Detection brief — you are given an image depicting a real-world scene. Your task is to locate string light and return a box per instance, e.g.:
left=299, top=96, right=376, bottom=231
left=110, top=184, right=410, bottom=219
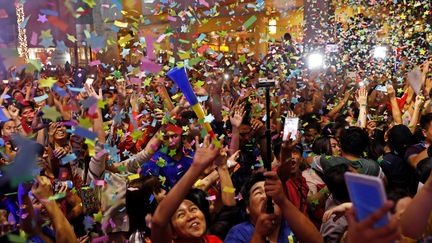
left=15, top=1, right=28, bottom=61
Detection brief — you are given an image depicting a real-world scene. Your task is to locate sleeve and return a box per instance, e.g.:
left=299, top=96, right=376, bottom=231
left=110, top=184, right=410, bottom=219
left=310, top=155, right=324, bottom=173
left=88, top=142, right=107, bottom=180
left=118, top=148, right=155, bottom=174
left=223, top=225, right=250, bottom=243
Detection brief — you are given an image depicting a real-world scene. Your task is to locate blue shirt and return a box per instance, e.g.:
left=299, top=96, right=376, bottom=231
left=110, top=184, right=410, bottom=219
left=140, top=149, right=194, bottom=188
left=224, top=220, right=296, bottom=243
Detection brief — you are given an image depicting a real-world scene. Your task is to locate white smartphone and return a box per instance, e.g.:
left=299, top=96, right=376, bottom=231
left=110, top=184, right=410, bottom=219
left=344, top=172, right=390, bottom=228
left=282, top=117, right=299, bottom=141
left=347, top=71, right=356, bottom=80
left=375, top=85, right=387, bottom=92
left=85, top=78, right=94, bottom=86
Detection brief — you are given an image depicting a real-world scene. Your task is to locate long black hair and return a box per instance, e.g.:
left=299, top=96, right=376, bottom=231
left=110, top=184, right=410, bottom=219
left=126, top=176, right=162, bottom=237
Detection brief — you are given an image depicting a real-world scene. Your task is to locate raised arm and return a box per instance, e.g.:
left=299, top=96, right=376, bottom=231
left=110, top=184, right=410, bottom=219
left=387, top=84, right=402, bottom=125
left=400, top=172, right=432, bottom=238
left=264, top=171, right=323, bottom=243
left=327, top=90, right=351, bottom=120
left=151, top=135, right=220, bottom=243
left=356, top=88, right=368, bottom=128
left=408, top=95, right=425, bottom=134
left=229, top=103, right=245, bottom=155
left=31, top=176, right=77, bottom=243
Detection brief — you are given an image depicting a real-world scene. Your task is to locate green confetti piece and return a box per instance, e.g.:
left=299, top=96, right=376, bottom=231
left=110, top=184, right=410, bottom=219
left=243, top=16, right=257, bottom=29
left=7, top=234, right=26, bottom=243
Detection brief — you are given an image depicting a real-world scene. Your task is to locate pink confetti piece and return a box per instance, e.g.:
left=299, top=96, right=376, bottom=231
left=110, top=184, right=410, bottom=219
left=145, top=36, right=155, bottom=60
left=89, top=60, right=101, bottom=66
left=30, top=32, right=38, bottom=46
left=167, top=15, right=177, bottom=22
left=206, top=195, right=216, bottom=201
left=94, top=180, right=106, bottom=186
left=199, top=0, right=209, bottom=8
left=92, top=235, right=108, bottom=243
left=109, top=218, right=116, bottom=228
left=140, top=57, right=162, bottom=73
left=156, top=34, right=166, bottom=43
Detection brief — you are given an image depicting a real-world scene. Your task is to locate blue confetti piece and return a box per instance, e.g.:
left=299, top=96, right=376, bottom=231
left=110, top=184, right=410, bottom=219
left=196, top=33, right=206, bottom=43
left=110, top=25, right=120, bottom=33
left=34, top=94, right=49, bottom=103
left=149, top=194, right=154, bottom=203
left=73, top=126, right=97, bottom=140
left=0, top=109, right=9, bottom=122
left=61, top=153, right=77, bottom=165
left=40, top=9, right=59, bottom=16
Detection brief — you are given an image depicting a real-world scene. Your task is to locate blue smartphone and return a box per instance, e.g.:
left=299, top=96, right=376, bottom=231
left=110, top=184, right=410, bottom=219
left=344, top=172, right=389, bottom=228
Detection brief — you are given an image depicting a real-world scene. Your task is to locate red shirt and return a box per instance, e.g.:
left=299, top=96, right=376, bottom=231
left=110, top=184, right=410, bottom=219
left=285, top=176, right=309, bottom=215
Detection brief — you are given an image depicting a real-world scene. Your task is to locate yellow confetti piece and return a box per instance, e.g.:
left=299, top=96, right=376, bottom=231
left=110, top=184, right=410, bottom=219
left=194, top=179, right=203, bottom=188
left=114, top=20, right=128, bottom=28
left=128, top=174, right=140, bottom=181
left=222, top=186, right=236, bottom=193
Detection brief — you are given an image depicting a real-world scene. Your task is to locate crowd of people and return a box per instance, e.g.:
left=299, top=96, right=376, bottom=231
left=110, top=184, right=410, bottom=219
left=0, top=29, right=431, bottom=243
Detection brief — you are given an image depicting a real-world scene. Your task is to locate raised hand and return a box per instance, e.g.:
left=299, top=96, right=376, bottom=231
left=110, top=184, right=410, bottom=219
left=192, top=135, right=221, bottom=171
left=264, top=171, right=286, bottom=206
left=386, top=84, right=396, bottom=98
left=356, top=87, right=368, bottom=106
left=31, top=176, right=54, bottom=201
left=346, top=201, right=401, bottom=243
left=84, top=83, right=102, bottom=100
left=230, top=103, right=246, bottom=129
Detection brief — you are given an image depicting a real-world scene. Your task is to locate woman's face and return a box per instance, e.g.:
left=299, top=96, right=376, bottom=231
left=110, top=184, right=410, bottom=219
left=53, top=125, right=67, bottom=141
left=330, top=138, right=341, bottom=156
left=163, top=131, right=182, bottom=151
left=171, top=200, right=206, bottom=239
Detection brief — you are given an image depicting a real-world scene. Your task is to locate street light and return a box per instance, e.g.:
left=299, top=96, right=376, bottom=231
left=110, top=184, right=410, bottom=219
left=307, top=53, right=324, bottom=69
left=373, top=46, right=387, bottom=59
left=269, top=19, right=277, bottom=35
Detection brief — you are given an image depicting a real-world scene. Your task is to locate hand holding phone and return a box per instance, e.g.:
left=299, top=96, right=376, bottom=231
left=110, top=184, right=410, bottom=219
left=344, top=172, right=389, bottom=228
left=283, top=117, right=299, bottom=141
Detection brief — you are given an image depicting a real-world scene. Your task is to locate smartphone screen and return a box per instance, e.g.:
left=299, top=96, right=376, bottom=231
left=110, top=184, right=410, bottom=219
left=375, top=85, right=387, bottom=92
left=283, top=117, right=299, bottom=141
left=345, top=172, right=389, bottom=228
left=85, top=78, right=94, bottom=86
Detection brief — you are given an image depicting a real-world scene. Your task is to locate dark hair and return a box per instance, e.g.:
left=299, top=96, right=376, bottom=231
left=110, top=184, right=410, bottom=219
left=283, top=33, right=292, bottom=42
left=366, top=129, right=386, bottom=160
left=126, top=176, right=162, bottom=236
left=17, top=101, right=35, bottom=116
left=184, top=189, right=211, bottom=226
left=387, top=125, right=414, bottom=156
left=340, top=126, right=369, bottom=157
left=239, top=173, right=266, bottom=211
left=312, top=136, right=333, bottom=156
left=420, top=113, right=432, bottom=130
left=322, top=164, right=350, bottom=203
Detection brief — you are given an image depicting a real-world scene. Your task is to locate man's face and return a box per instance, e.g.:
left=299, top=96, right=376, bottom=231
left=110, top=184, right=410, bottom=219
left=304, top=128, right=319, bottom=143
left=290, top=150, right=303, bottom=175
left=163, top=131, right=182, bottom=151
left=423, top=124, right=432, bottom=143
left=239, top=124, right=253, bottom=145
left=247, top=181, right=281, bottom=225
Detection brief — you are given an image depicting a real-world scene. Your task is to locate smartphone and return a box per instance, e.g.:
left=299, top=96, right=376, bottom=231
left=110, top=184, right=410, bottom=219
left=375, top=85, right=387, bottom=92
left=344, top=172, right=389, bottom=228
left=85, top=78, right=94, bottom=86
left=282, top=117, right=299, bottom=141
left=347, top=71, right=356, bottom=80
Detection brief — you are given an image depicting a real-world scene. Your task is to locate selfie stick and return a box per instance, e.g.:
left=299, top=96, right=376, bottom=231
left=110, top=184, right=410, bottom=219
left=256, top=80, right=275, bottom=214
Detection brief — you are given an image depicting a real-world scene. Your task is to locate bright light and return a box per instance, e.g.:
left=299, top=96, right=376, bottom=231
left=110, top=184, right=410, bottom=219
left=224, top=74, right=229, bottom=80
left=269, top=19, right=277, bottom=35
left=374, top=46, right=387, bottom=59
left=307, top=53, right=324, bottom=69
